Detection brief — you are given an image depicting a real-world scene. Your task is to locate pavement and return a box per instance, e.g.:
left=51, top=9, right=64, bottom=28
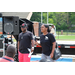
left=60, top=54, right=75, bottom=62
left=0, top=53, right=74, bottom=62
left=30, top=54, right=75, bottom=62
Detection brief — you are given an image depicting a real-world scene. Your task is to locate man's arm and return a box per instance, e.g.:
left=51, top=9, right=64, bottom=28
left=18, top=34, right=20, bottom=51
left=31, top=40, right=34, bottom=52
left=18, top=41, right=20, bottom=50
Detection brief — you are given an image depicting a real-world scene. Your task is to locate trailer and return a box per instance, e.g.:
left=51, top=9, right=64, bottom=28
left=57, top=41, right=75, bottom=55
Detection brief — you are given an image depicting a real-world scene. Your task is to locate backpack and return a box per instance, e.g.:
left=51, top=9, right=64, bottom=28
left=49, top=33, right=61, bottom=60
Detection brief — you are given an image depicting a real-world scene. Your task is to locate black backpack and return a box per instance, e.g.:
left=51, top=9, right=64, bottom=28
left=49, top=33, right=61, bottom=60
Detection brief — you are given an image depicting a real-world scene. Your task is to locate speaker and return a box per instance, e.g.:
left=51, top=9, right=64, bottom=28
left=0, top=13, right=2, bottom=17
left=2, top=16, right=19, bottom=35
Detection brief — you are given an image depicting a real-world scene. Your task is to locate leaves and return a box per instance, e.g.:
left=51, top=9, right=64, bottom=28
left=30, top=12, right=75, bottom=30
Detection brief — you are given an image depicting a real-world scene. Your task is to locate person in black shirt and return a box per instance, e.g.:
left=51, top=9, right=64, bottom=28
left=36, top=24, right=56, bottom=62
left=18, top=23, right=34, bottom=62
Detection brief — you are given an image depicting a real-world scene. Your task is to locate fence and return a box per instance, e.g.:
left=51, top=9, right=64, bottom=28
left=56, top=30, right=75, bottom=40
left=56, top=30, right=75, bottom=35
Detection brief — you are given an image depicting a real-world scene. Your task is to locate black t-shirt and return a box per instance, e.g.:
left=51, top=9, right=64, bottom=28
left=40, top=33, right=56, bottom=56
left=18, top=31, right=33, bottom=53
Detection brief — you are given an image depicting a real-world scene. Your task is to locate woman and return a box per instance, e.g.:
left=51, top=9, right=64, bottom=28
left=36, top=24, right=56, bottom=62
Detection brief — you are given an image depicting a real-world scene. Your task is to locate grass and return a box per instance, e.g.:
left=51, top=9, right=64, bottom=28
left=56, top=35, right=75, bottom=41
left=56, top=31, right=75, bottom=41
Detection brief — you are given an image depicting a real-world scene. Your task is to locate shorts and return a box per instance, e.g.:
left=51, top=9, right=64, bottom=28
left=18, top=51, right=31, bottom=62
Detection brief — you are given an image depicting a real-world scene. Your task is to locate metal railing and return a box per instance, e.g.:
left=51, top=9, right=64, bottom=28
left=56, top=30, right=75, bottom=35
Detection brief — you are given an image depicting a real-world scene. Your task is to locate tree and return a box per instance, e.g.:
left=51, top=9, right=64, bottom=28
left=30, top=12, right=41, bottom=22
left=30, top=12, right=75, bottom=30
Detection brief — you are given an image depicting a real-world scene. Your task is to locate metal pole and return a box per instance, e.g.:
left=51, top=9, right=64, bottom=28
left=47, top=12, right=48, bottom=24
left=3, top=38, right=5, bottom=56
left=41, top=12, right=43, bottom=23
left=11, top=34, right=12, bottom=44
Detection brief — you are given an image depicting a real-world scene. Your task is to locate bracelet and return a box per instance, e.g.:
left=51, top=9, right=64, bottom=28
left=32, top=47, right=34, bottom=50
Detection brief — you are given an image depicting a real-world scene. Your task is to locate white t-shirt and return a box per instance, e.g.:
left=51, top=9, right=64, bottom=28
left=50, top=28, right=56, bottom=37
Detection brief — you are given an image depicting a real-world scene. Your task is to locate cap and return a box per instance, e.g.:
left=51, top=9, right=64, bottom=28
left=21, top=23, right=27, bottom=28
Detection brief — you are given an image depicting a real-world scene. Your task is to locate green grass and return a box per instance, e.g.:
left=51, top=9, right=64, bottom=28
left=56, top=35, right=75, bottom=40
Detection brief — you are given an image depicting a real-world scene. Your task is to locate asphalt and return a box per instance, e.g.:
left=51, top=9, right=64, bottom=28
left=31, top=54, right=75, bottom=62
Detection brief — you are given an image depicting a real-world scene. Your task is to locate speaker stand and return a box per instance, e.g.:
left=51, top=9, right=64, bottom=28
left=11, top=34, right=12, bottom=44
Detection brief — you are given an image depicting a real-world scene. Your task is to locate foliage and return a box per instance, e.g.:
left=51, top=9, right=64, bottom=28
left=30, top=12, right=75, bottom=30
left=30, top=12, right=41, bottom=22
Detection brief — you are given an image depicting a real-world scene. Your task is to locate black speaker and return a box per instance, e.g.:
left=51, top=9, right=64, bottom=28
left=2, top=16, right=19, bottom=35
left=0, top=13, right=2, bottom=17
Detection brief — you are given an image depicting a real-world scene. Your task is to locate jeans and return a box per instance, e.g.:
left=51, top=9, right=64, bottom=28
left=39, top=53, right=54, bottom=62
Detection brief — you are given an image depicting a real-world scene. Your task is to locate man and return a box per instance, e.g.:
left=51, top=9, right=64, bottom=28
left=50, top=25, right=55, bottom=35
left=0, top=44, right=16, bottom=62
left=50, top=25, right=56, bottom=37
left=18, top=23, right=34, bottom=62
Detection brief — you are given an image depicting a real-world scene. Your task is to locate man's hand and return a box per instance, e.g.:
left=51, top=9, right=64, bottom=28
left=35, top=40, right=38, bottom=45
left=31, top=47, right=34, bottom=53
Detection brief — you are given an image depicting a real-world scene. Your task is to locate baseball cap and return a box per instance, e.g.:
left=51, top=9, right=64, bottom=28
left=21, top=23, right=27, bottom=28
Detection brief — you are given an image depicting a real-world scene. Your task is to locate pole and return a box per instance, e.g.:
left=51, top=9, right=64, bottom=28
left=47, top=12, right=48, bottom=24
left=41, top=12, right=43, bottom=23
left=11, top=34, right=12, bottom=44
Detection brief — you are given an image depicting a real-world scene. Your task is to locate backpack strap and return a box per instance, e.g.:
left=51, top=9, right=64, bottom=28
left=48, top=33, right=57, bottom=48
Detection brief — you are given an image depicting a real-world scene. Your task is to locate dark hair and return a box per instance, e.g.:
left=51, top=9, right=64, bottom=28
left=6, top=44, right=16, bottom=58
left=43, top=24, right=50, bottom=32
